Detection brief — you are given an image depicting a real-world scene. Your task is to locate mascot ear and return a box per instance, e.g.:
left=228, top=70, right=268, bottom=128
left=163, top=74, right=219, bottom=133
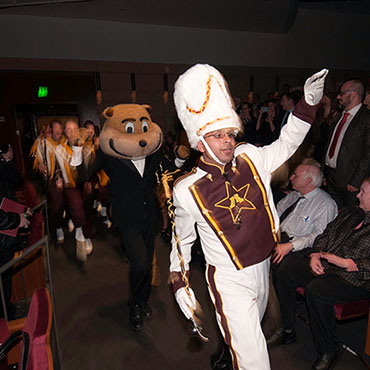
left=102, top=107, right=114, bottom=119
left=142, top=105, right=152, bottom=115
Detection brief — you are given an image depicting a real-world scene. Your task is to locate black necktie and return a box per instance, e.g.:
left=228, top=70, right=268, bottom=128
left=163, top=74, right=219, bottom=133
left=280, top=196, right=304, bottom=223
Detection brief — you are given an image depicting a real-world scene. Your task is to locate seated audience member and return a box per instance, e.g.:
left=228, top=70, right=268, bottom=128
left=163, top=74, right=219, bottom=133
left=268, top=176, right=370, bottom=370
left=256, top=99, right=280, bottom=146
left=272, top=159, right=338, bottom=272
left=0, top=145, right=24, bottom=201
left=0, top=203, right=30, bottom=319
left=364, top=84, right=370, bottom=110
left=239, top=102, right=257, bottom=144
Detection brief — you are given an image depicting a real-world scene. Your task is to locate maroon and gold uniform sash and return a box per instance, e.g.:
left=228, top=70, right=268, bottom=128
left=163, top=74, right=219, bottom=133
left=190, top=154, right=278, bottom=270
left=30, top=136, right=66, bottom=181
left=55, top=142, right=78, bottom=188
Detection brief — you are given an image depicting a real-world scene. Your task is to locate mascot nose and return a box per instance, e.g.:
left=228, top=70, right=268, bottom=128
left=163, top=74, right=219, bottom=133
left=139, top=140, right=147, bottom=148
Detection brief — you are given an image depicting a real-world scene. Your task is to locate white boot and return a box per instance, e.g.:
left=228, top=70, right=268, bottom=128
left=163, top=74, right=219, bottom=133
left=103, top=218, right=112, bottom=228
left=100, top=206, right=107, bottom=217
left=76, top=240, right=87, bottom=262
left=75, top=227, right=87, bottom=262
left=86, top=238, right=93, bottom=255
left=56, top=228, right=64, bottom=244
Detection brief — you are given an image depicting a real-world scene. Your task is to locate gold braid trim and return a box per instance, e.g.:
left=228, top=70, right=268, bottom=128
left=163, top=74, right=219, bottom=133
left=196, top=116, right=231, bottom=136
left=186, top=75, right=224, bottom=114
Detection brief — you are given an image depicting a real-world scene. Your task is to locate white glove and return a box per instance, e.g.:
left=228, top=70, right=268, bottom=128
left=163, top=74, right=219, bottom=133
left=70, top=145, right=83, bottom=166
left=175, top=287, right=197, bottom=320
left=304, top=68, right=329, bottom=106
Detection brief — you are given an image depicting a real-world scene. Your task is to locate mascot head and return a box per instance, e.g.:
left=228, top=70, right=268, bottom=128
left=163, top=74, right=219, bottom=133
left=99, top=104, right=163, bottom=160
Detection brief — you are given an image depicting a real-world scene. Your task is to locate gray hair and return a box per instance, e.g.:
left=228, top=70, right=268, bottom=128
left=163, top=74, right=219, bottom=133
left=302, top=159, right=324, bottom=188
left=347, top=79, right=365, bottom=101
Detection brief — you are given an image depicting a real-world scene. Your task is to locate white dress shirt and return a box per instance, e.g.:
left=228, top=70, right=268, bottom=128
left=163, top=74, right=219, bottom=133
left=325, top=103, right=362, bottom=168
left=277, top=188, right=338, bottom=251
left=131, top=157, right=185, bottom=177
left=131, top=158, right=145, bottom=177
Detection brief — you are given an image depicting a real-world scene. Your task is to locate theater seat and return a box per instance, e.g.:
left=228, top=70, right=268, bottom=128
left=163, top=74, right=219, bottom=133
left=0, top=288, right=53, bottom=369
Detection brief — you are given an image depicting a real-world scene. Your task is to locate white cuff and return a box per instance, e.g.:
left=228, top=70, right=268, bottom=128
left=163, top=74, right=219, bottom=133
left=175, top=158, right=185, bottom=168
left=70, top=145, right=83, bottom=166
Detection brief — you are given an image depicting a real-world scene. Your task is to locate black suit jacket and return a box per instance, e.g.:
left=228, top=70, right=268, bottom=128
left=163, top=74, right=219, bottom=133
left=82, top=149, right=176, bottom=229
left=324, top=105, right=370, bottom=188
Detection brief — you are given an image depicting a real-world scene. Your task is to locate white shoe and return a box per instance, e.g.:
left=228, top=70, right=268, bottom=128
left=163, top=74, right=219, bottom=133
left=103, top=218, right=112, bottom=229
left=86, top=239, right=93, bottom=255
left=56, top=228, right=64, bottom=244
left=76, top=240, right=87, bottom=262
left=68, top=219, right=75, bottom=233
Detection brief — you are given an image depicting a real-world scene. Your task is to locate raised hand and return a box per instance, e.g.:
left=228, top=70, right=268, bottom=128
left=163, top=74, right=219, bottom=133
left=304, top=69, right=329, bottom=106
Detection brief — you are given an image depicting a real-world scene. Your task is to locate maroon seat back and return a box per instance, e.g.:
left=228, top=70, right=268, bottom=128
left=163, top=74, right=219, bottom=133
left=21, top=288, right=53, bottom=370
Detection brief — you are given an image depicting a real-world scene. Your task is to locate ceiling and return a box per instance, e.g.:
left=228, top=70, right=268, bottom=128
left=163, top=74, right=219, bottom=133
left=0, top=0, right=369, bottom=34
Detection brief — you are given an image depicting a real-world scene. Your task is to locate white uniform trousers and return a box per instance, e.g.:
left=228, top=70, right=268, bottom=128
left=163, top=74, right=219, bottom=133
left=206, top=259, right=270, bottom=370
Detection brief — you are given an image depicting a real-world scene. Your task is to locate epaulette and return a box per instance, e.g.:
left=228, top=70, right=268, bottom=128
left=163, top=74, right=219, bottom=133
left=173, top=167, right=197, bottom=188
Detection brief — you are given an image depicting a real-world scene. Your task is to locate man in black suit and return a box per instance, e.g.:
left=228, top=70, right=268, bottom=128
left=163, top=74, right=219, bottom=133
left=72, top=103, right=187, bottom=332
left=324, top=79, right=370, bottom=208
left=85, top=148, right=177, bottom=329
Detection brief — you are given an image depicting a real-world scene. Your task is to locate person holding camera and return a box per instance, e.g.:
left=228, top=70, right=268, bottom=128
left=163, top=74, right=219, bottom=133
left=256, top=100, right=281, bottom=146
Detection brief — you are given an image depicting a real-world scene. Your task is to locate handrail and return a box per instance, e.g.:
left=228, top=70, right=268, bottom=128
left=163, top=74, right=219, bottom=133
left=0, top=199, right=62, bottom=368
left=0, top=235, right=47, bottom=276
left=29, top=199, right=47, bottom=214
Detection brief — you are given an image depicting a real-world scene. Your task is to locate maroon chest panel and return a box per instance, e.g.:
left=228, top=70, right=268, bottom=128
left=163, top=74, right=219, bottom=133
left=190, top=155, right=276, bottom=269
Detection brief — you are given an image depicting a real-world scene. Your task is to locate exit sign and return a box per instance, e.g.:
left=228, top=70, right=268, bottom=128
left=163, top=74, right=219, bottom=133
left=38, top=86, right=48, bottom=98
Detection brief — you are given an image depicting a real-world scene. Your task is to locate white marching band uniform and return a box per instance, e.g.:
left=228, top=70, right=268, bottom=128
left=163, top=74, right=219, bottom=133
left=169, top=64, right=328, bottom=370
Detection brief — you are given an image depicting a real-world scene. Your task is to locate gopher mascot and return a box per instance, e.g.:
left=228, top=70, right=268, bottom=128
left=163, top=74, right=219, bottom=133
left=72, top=104, right=188, bottom=331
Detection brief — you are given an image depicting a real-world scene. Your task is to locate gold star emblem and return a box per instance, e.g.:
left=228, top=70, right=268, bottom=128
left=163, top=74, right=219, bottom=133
left=214, top=183, right=256, bottom=223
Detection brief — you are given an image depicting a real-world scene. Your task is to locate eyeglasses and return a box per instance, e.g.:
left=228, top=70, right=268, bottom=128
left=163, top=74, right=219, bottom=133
left=338, top=89, right=356, bottom=96
left=204, top=131, right=237, bottom=140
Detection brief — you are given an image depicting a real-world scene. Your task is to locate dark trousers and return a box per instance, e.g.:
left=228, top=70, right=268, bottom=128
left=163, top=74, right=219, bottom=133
left=119, top=221, right=155, bottom=307
left=271, top=249, right=308, bottom=286
left=64, top=187, right=93, bottom=239
left=48, top=179, right=65, bottom=229
left=98, top=186, right=109, bottom=207
left=275, top=255, right=370, bottom=354
left=325, top=166, right=358, bottom=209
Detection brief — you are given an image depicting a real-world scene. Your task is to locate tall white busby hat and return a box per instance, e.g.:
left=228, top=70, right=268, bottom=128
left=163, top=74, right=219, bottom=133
left=174, top=64, right=242, bottom=150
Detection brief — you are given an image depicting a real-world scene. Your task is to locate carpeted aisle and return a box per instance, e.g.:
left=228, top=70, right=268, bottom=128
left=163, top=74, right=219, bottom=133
left=50, top=220, right=370, bottom=370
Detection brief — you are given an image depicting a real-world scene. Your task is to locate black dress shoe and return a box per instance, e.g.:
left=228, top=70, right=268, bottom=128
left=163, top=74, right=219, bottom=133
left=266, top=328, right=296, bottom=347
left=129, top=305, right=143, bottom=331
left=139, top=303, right=152, bottom=318
left=312, top=349, right=342, bottom=370
left=210, top=344, right=232, bottom=369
